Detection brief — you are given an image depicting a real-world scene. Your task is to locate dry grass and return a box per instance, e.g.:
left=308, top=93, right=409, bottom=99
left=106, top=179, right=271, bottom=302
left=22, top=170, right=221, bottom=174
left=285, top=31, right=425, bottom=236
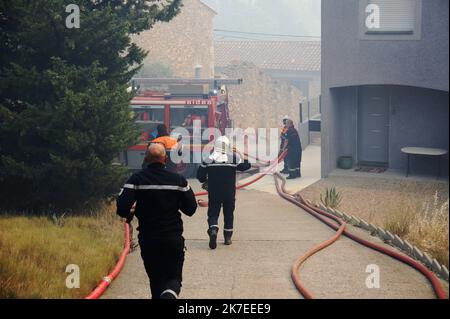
left=383, top=193, right=449, bottom=268
left=0, top=202, right=123, bottom=299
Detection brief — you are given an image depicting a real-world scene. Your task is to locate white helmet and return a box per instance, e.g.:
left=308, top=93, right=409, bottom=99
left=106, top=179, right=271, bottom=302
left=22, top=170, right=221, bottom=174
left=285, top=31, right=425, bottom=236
left=214, top=136, right=230, bottom=154
left=210, top=136, right=230, bottom=163
left=283, top=115, right=290, bottom=121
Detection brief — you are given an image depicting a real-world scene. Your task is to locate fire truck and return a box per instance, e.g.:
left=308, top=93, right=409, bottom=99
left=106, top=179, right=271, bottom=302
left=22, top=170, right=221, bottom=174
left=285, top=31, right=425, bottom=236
left=121, top=78, right=242, bottom=177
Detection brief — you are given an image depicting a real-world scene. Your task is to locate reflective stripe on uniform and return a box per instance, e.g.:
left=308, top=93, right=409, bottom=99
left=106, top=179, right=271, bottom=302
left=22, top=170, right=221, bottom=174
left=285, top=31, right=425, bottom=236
left=201, top=163, right=238, bottom=168
left=123, top=184, right=191, bottom=192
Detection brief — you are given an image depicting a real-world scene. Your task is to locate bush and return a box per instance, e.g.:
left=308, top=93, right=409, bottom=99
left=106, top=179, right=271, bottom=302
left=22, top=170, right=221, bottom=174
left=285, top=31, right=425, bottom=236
left=384, top=192, right=449, bottom=268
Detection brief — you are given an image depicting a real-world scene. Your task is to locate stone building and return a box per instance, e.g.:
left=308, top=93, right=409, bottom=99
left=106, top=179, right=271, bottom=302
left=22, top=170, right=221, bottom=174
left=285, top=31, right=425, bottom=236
left=131, top=0, right=310, bottom=147
left=221, top=62, right=305, bottom=132
left=215, top=40, right=320, bottom=146
left=215, top=40, right=321, bottom=100
left=131, top=0, right=216, bottom=78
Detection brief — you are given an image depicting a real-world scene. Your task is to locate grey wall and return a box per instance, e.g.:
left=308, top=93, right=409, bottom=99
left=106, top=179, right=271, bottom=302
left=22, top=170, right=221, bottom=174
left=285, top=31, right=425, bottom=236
left=389, top=86, right=449, bottom=176
left=334, top=87, right=358, bottom=161
left=321, top=0, right=449, bottom=176
left=298, top=122, right=310, bottom=150
left=328, top=85, right=449, bottom=176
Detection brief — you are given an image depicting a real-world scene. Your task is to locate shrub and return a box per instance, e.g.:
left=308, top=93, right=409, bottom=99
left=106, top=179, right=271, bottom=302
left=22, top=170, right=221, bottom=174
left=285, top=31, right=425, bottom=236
left=320, top=187, right=343, bottom=209
left=384, top=192, right=449, bottom=268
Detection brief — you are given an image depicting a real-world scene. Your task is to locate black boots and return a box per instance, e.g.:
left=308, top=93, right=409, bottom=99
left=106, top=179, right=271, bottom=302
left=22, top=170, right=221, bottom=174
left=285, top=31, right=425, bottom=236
left=208, top=227, right=234, bottom=248
left=224, top=230, right=233, bottom=245
left=207, top=227, right=218, bottom=249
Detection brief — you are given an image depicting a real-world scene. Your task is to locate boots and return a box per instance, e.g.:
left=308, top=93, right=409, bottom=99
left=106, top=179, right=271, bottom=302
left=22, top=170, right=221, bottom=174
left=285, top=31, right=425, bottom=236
left=207, top=226, right=218, bottom=250
left=287, top=169, right=301, bottom=179
left=224, top=230, right=233, bottom=245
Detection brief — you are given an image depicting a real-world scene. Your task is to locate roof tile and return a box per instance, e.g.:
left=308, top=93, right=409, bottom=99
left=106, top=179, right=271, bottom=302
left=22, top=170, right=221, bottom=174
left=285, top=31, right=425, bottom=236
left=215, top=40, right=321, bottom=72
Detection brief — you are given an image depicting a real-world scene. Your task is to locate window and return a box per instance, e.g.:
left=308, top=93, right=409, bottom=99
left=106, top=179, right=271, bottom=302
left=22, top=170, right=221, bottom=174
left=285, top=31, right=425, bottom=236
left=133, top=106, right=165, bottom=142
left=361, top=0, right=421, bottom=40
left=169, top=106, right=208, bottom=131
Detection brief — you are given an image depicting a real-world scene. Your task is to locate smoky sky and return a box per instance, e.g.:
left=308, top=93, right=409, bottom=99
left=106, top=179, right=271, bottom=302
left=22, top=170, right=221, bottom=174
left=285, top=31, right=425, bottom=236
left=203, top=0, right=321, bottom=40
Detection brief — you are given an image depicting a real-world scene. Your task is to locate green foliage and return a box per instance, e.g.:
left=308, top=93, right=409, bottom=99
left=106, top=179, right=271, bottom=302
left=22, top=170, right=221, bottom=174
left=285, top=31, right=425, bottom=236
left=0, top=0, right=182, bottom=212
left=320, top=187, right=343, bottom=209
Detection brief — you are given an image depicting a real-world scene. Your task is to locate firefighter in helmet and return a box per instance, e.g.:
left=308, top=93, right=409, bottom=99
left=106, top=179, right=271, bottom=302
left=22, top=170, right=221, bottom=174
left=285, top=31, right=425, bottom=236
left=197, top=136, right=251, bottom=249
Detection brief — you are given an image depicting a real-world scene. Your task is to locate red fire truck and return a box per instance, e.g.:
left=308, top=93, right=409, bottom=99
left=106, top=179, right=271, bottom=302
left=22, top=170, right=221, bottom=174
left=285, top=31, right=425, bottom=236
left=121, top=78, right=242, bottom=177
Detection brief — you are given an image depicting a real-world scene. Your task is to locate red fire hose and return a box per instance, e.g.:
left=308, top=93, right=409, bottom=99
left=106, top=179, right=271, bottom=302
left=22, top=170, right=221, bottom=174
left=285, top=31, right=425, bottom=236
left=85, top=152, right=286, bottom=298
left=85, top=222, right=130, bottom=299
left=273, top=172, right=447, bottom=299
left=195, top=151, right=287, bottom=200
left=86, top=150, right=447, bottom=299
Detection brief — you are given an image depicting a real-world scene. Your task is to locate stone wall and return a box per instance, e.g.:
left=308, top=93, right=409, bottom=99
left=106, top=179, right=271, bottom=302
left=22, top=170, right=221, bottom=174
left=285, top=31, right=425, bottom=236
left=220, top=62, right=306, bottom=129
left=131, top=0, right=215, bottom=78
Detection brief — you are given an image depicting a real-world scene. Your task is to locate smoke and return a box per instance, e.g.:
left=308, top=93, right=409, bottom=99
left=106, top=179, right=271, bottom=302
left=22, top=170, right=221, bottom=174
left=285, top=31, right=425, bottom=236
left=203, top=0, right=321, bottom=39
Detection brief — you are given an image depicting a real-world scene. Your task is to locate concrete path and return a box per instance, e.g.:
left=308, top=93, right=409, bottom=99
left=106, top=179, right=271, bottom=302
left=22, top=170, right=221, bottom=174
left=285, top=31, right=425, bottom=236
left=102, top=176, right=448, bottom=299
left=244, top=144, right=321, bottom=195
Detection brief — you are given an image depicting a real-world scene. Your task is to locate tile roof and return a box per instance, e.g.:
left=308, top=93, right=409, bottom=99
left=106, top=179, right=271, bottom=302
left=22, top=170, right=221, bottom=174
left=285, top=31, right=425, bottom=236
left=215, top=40, right=321, bottom=72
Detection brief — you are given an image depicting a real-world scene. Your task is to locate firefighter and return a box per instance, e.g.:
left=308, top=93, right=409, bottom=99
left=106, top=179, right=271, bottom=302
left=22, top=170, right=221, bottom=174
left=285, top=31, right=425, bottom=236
left=150, top=124, right=182, bottom=173
left=285, top=119, right=302, bottom=179
left=197, top=136, right=251, bottom=249
left=280, top=115, right=290, bottom=174
left=117, top=143, right=197, bottom=299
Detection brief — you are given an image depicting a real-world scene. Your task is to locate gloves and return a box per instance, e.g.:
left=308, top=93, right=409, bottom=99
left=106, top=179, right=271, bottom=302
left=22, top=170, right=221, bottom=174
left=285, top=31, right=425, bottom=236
left=201, top=181, right=209, bottom=191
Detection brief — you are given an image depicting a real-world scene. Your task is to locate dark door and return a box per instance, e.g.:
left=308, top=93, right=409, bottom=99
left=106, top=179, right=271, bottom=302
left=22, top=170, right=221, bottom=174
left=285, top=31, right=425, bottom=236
left=358, top=86, right=390, bottom=165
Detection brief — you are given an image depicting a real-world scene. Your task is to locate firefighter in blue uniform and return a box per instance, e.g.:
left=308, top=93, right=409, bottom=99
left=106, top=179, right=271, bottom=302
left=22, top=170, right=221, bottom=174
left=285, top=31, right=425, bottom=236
left=197, top=136, right=251, bottom=249
left=117, top=143, right=197, bottom=299
left=285, top=119, right=302, bottom=179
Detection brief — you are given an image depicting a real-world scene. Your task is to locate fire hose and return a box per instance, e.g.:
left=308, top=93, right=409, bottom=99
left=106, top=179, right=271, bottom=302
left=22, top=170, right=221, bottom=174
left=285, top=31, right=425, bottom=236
left=272, top=172, right=447, bottom=299
left=86, top=150, right=447, bottom=299
left=85, top=151, right=286, bottom=299
left=196, top=151, right=286, bottom=206
left=85, top=223, right=130, bottom=299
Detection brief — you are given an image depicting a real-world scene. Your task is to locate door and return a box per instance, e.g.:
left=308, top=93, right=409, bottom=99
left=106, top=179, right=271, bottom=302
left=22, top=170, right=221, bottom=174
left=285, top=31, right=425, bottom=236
left=357, top=86, right=390, bottom=165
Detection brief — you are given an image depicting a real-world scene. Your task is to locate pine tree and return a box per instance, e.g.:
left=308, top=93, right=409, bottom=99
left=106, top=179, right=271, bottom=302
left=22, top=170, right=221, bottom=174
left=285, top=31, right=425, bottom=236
left=0, top=0, right=182, bottom=212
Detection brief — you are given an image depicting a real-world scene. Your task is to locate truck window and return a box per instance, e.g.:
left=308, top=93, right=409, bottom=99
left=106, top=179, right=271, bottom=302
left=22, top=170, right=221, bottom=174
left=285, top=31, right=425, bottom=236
left=133, top=106, right=165, bottom=142
left=170, top=106, right=208, bottom=131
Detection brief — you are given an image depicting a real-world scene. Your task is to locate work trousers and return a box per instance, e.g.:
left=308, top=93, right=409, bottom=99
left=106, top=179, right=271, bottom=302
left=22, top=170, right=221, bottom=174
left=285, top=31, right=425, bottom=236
left=139, top=236, right=185, bottom=299
left=287, top=150, right=302, bottom=177
left=207, top=194, right=236, bottom=232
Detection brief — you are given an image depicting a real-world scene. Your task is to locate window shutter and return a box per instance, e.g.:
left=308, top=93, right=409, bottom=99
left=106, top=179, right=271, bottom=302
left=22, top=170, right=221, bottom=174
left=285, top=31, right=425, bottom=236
left=368, top=0, right=416, bottom=33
